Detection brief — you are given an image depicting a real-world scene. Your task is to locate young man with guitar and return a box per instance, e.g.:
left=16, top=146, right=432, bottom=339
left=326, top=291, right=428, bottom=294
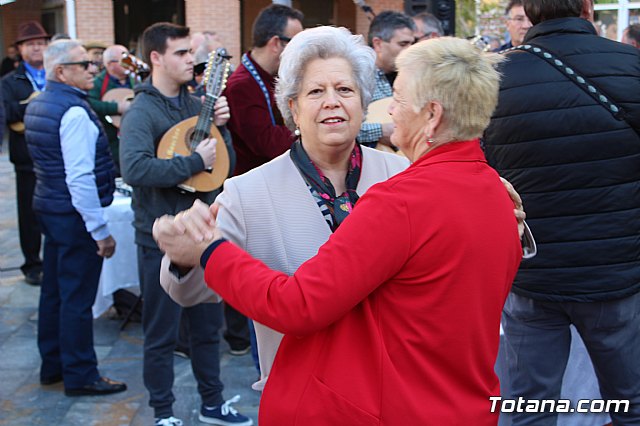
left=119, top=22, right=250, bottom=426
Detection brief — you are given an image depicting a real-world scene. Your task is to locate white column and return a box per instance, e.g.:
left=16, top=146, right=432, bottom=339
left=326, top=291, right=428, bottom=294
left=65, top=0, right=77, bottom=39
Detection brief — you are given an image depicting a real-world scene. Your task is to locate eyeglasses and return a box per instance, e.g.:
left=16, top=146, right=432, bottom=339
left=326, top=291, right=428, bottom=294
left=277, top=35, right=292, bottom=45
left=60, top=60, right=100, bottom=70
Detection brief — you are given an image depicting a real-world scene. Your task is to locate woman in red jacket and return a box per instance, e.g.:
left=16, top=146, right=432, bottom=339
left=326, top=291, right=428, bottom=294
left=156, top=36, right=521, bottom=425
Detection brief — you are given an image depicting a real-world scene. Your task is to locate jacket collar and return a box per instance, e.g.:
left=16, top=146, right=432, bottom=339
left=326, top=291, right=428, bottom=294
left=44, top=80, right=87, bottom=98
left=525, top=17, right=596, bottom=43
left=412, top=139, right=486, bottom=168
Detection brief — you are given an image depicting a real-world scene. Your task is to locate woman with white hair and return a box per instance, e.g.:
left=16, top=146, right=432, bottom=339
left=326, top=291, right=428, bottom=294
left=160, top=25, right=409, bottom=393
left=157, top=30, right=524, bottom=425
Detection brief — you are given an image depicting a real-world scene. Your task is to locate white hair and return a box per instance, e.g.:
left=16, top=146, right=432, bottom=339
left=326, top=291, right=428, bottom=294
left=45, top=39, right=83, bottom=80
left=276, top=26, right=376, bottom=130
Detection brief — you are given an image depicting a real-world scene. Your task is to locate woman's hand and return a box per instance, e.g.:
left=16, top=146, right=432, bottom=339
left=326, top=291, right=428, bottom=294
left=501, top=177, right=526, bottom=238
left=152, top=200, right=223, bottom=267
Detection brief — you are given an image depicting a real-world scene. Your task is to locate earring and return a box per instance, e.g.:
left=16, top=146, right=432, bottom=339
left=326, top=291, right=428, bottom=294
left=426, top=135, right=435, bottom=145
left=294, top=128, right=301, bottom=136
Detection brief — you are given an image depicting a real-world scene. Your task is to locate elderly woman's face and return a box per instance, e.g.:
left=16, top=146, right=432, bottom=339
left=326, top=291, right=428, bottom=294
left=290, top=57, right=363, bottom=152
left=389, top=70, right=426, bottom=152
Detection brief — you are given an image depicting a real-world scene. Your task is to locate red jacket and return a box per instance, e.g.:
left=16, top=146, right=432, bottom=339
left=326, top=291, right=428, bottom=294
left=204, top=140, right=522, bottom=425
left=223, top=52, right=295, bottom=175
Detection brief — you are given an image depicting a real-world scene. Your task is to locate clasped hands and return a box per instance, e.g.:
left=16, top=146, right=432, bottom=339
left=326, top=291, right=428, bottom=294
left=153, top=199, right=223, bottom=267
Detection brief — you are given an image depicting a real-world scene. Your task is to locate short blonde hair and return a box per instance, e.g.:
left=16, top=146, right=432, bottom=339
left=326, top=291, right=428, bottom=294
left=396, top=37, right=504, bottom=141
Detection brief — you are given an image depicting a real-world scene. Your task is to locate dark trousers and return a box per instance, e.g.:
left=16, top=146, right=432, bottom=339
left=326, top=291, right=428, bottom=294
left=15, top=169, right=42, bottom=274
left=223, top=303, right=251, bottom=350
left=137, top=245, right=224, bottom=418
left=37, top=212, right=102, bottom=388
left=503, top=291, right=640, bottom=425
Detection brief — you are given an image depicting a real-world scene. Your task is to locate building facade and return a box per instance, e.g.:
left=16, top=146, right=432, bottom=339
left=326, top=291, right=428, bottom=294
left=1, top=0, right=409, bottom=66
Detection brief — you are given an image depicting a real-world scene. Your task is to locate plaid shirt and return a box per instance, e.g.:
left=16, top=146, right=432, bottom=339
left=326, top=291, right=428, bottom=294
left=358, top=68, right=392, bottom=147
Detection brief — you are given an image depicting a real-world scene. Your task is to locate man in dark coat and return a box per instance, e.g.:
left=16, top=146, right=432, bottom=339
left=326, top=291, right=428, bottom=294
left=1, top=21, right=49, bottom=285
left=483, top=0, right=640, bottom=424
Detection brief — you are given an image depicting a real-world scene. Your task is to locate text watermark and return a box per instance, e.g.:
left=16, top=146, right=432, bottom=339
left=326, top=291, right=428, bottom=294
left=489, top=396, right=629, bottom=414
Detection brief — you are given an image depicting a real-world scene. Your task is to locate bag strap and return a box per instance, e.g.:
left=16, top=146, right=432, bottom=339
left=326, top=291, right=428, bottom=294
left=508, top=43, right=626, bottom=122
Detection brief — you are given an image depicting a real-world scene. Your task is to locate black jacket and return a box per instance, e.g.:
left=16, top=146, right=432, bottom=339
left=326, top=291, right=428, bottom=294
left=1, top=62, right=38, bottom=170
left=483, top=17, right=640, bottom=302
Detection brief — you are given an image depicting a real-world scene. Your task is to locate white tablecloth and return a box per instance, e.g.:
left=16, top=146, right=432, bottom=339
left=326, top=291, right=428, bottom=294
left=92, top=194, right=139, bottom=318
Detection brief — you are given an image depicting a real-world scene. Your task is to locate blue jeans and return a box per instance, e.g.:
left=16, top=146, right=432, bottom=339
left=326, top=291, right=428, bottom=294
left=502, top=291, right=640, bottom=425
left=37, top=212, right=102, bottom=388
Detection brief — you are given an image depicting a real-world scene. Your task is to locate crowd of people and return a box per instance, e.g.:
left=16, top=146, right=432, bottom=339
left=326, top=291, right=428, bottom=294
left=1, top=0, right=640, bottom=425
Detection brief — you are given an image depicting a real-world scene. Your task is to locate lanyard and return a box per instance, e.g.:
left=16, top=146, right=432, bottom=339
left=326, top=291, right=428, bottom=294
left=241, top=53, right=276, bottom=126
left=24, top=70, right=45, bottom=92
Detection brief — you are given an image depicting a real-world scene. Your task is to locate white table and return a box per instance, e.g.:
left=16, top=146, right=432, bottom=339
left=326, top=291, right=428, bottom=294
left=92, top=194, right=139, bottom=318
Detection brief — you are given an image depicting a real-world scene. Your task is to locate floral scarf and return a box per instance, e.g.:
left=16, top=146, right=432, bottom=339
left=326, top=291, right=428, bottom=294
left=290, top=140, right=363, bottom=232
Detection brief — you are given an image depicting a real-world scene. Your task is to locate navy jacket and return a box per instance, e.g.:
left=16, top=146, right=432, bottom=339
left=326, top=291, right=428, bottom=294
left=25, top=81, right=115, bottom=214
left=483, top=17, right=640, bottom=302
left=1, top=62, right=37, bottom=170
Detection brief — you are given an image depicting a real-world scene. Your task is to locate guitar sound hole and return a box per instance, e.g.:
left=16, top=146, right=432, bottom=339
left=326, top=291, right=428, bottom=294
left=184, top=127, right=197, bottom=151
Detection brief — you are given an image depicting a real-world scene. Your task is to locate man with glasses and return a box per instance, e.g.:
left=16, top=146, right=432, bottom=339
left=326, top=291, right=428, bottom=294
left=361, top=10, right=415, bottom=150
left=87, top=44, right=134, bottom=174
left=496, top=0, right=532, bottom=51
left=412, top=12, right=444, bottom=42
left=222, top=3, right=303, bottom=361
left=2, top=21, right=49, bottom=287
left=23, top=39, right=125, bottom=397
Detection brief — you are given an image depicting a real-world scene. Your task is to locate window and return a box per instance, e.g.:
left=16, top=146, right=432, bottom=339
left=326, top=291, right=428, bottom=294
left=594, top=0, right=640, bottom=40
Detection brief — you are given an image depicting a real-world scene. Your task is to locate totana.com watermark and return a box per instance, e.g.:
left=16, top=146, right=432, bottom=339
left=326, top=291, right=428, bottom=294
left=489, top=396, right=630, bottom=413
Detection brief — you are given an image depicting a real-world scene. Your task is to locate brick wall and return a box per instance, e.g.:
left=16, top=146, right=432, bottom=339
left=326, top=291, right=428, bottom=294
left=355, top=0, right=405, bottom=41
left=186, top=0, right=241, bottom=66
left=1, top=0, right=43, bottom=49
left=75, top=0, right=114, bottom=46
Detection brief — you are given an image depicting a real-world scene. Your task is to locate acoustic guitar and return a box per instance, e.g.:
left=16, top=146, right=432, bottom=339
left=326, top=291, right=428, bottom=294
left=156, top=48, right=232, bottom=193
left=102, top=87, right=134, bottom=128
left=363, top=97, right=404, bottom=156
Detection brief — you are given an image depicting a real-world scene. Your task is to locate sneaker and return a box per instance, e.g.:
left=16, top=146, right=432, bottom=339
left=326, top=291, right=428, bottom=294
left=199, top=395, right=253, bottom=425
left=228, top=345, right=251, bottom=356
left=155, top=416, right=183, bottom=426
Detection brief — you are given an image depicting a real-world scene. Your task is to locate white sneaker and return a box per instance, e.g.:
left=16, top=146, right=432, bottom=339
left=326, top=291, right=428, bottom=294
left=155, top=416, right=183, bottom=426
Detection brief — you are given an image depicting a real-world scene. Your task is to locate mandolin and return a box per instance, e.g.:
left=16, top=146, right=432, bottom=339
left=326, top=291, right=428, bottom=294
left=156, top=48, right=232, bottom=193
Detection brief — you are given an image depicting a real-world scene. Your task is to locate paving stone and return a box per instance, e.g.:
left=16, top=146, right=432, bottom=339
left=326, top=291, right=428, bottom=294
left=0, top=151, right=260, bottom=425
